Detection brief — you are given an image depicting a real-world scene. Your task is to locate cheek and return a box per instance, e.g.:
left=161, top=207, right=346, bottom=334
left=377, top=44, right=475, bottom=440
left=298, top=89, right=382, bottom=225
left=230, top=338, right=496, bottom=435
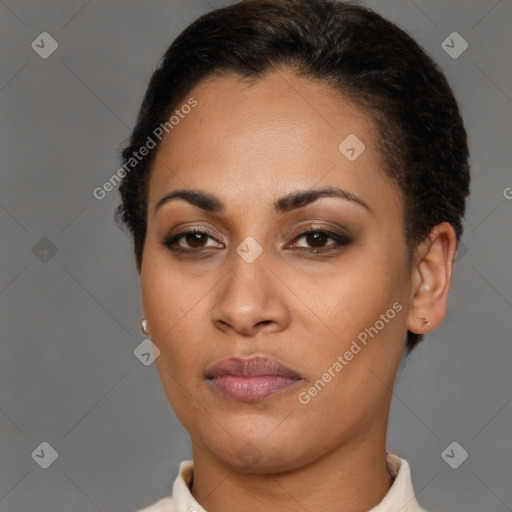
left=142, top=241, right=197, bottom=327
left=140, top=249, right=201, bottom=370
left=141, top=261, right=206, bottom=418
left=295, top=266, right=408, bottom=432
left=298, top=244, right=410, bottom=393
left=301, top=250, right=408, bottom=336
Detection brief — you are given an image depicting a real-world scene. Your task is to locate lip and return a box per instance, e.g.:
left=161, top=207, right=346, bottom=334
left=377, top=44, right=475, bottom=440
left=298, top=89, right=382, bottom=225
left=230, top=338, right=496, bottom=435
left=205, top=355, right=303, bottom=402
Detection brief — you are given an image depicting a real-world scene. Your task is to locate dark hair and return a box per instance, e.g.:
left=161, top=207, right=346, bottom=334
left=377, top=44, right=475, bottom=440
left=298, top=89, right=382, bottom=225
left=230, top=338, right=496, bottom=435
left=116, top=0, right=470, bottom=352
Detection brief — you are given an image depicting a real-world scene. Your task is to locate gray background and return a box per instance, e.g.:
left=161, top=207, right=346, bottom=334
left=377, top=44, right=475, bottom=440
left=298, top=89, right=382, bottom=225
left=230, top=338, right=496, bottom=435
left=1, top=0, right=511, bottom=511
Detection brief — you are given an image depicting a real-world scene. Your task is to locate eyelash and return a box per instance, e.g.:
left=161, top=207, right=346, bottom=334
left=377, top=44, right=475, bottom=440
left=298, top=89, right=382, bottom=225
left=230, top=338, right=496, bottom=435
left=162, top=226, right=352, bottom=255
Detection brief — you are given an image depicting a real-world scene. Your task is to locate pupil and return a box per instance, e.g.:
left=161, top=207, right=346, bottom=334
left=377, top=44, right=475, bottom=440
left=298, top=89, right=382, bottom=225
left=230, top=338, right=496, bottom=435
left=187, top=233, right=205, bottom=247
left=308, top=232, right=325, bottom=247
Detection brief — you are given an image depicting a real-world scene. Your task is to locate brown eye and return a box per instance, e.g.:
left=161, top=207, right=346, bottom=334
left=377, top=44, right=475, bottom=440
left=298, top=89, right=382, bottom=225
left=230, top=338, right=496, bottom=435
left=291, top=229, right=351, bottom=253
left=162, top=227, right=351, bottom=256
left=182, top=232, right=209, bottom=248
left=301, top=231, right=329, bottom=248
left=163, top=229, right=223, bottom=252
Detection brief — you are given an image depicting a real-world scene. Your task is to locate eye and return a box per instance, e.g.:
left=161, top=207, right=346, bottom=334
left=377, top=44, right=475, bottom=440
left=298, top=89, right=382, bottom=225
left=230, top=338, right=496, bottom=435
left=290, top=228, right=352, bottom=253
left=162, top=226, right=351, bottom=255
left=163, top=228, right=223, bottom=252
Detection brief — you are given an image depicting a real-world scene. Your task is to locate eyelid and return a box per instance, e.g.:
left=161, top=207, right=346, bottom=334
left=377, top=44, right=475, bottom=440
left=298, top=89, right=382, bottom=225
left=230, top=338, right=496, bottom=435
left=286, top=227, right=351, bottom=250
left=167, top=224, right=224, bottom=241
left=163, top=223, right=352, bottom=255
left=282, top=220, right=352, bottom=244
left=167, top=226, right=225, bottom=249
left=165, top=220, right=349, bottom=242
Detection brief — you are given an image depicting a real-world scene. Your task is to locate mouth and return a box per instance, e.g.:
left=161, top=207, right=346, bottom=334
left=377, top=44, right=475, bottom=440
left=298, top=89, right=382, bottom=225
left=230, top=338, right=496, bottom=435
left=205, top=355, right=303, bottom=402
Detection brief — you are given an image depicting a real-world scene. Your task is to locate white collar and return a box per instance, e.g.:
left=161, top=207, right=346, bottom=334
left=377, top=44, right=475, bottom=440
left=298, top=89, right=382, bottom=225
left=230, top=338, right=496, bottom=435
left=138, top=453, right=428, bottom=512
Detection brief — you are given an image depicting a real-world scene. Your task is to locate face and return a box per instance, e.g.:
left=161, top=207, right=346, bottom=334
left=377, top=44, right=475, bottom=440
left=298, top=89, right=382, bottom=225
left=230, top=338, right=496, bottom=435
left=140, top=69, right=413, bottom=473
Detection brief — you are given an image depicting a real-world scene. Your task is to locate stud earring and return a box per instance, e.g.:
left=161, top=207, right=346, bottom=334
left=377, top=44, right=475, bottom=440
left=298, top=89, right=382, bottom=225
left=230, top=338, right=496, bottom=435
left=140, top=318, right=150, bottom=335
left=423, top=318, right=430, bottom=327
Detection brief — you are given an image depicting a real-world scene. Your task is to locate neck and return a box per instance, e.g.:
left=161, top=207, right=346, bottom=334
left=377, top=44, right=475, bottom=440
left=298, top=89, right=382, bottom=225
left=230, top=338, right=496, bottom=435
left=189, top=420, right=393, bottom=512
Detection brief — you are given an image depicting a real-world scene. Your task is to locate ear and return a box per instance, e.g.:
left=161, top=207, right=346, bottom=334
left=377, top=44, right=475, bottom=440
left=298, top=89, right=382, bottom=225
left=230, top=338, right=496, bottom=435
left=407, top=222, right=458, bottom=335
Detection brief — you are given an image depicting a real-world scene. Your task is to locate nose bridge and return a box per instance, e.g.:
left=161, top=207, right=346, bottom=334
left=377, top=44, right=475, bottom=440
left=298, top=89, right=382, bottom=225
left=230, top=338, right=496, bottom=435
left=225, top=240, right=270, bottom=306
left=211, top=239, right=286, bottom=334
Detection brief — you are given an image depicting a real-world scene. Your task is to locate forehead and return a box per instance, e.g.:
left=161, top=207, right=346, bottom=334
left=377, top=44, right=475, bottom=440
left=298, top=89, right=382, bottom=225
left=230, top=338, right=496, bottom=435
left=147, top=69, right=400, bottom=218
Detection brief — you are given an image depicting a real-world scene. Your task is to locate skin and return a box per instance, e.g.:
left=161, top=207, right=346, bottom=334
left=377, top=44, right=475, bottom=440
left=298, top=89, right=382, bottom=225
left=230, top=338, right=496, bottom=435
left=139, top=68, right=457, bottom=512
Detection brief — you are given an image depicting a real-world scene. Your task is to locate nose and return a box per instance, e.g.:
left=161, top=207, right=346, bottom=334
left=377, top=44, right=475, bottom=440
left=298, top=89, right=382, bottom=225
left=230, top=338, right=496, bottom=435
left=210, top=251, right=291, bottom=337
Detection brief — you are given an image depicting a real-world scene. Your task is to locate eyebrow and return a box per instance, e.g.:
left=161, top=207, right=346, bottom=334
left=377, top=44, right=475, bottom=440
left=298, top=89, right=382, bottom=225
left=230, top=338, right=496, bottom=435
left=154, top=186, right=374, bottom=215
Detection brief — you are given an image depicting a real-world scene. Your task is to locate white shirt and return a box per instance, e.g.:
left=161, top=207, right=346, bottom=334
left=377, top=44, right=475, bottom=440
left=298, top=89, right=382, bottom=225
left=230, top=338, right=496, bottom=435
left=137, top=452, right=428, bottom=512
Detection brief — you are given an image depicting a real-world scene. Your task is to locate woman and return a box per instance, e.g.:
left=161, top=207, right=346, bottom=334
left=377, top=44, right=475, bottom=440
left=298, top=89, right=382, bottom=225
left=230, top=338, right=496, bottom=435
left=117, top=0, right=470, bottom=510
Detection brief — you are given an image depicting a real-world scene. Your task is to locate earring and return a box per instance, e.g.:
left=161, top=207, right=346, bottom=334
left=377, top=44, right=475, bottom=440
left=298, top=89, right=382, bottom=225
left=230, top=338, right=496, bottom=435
left=423, top=318, right=430, bottom=327
left=140, top=318, right=150, bottom=335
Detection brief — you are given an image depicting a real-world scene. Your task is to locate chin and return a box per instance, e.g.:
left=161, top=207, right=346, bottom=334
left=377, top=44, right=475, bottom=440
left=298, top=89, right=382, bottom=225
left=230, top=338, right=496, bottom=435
left=192, top=419, right=326, bottom=475
left=214, top=443, right=311, bottom=474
